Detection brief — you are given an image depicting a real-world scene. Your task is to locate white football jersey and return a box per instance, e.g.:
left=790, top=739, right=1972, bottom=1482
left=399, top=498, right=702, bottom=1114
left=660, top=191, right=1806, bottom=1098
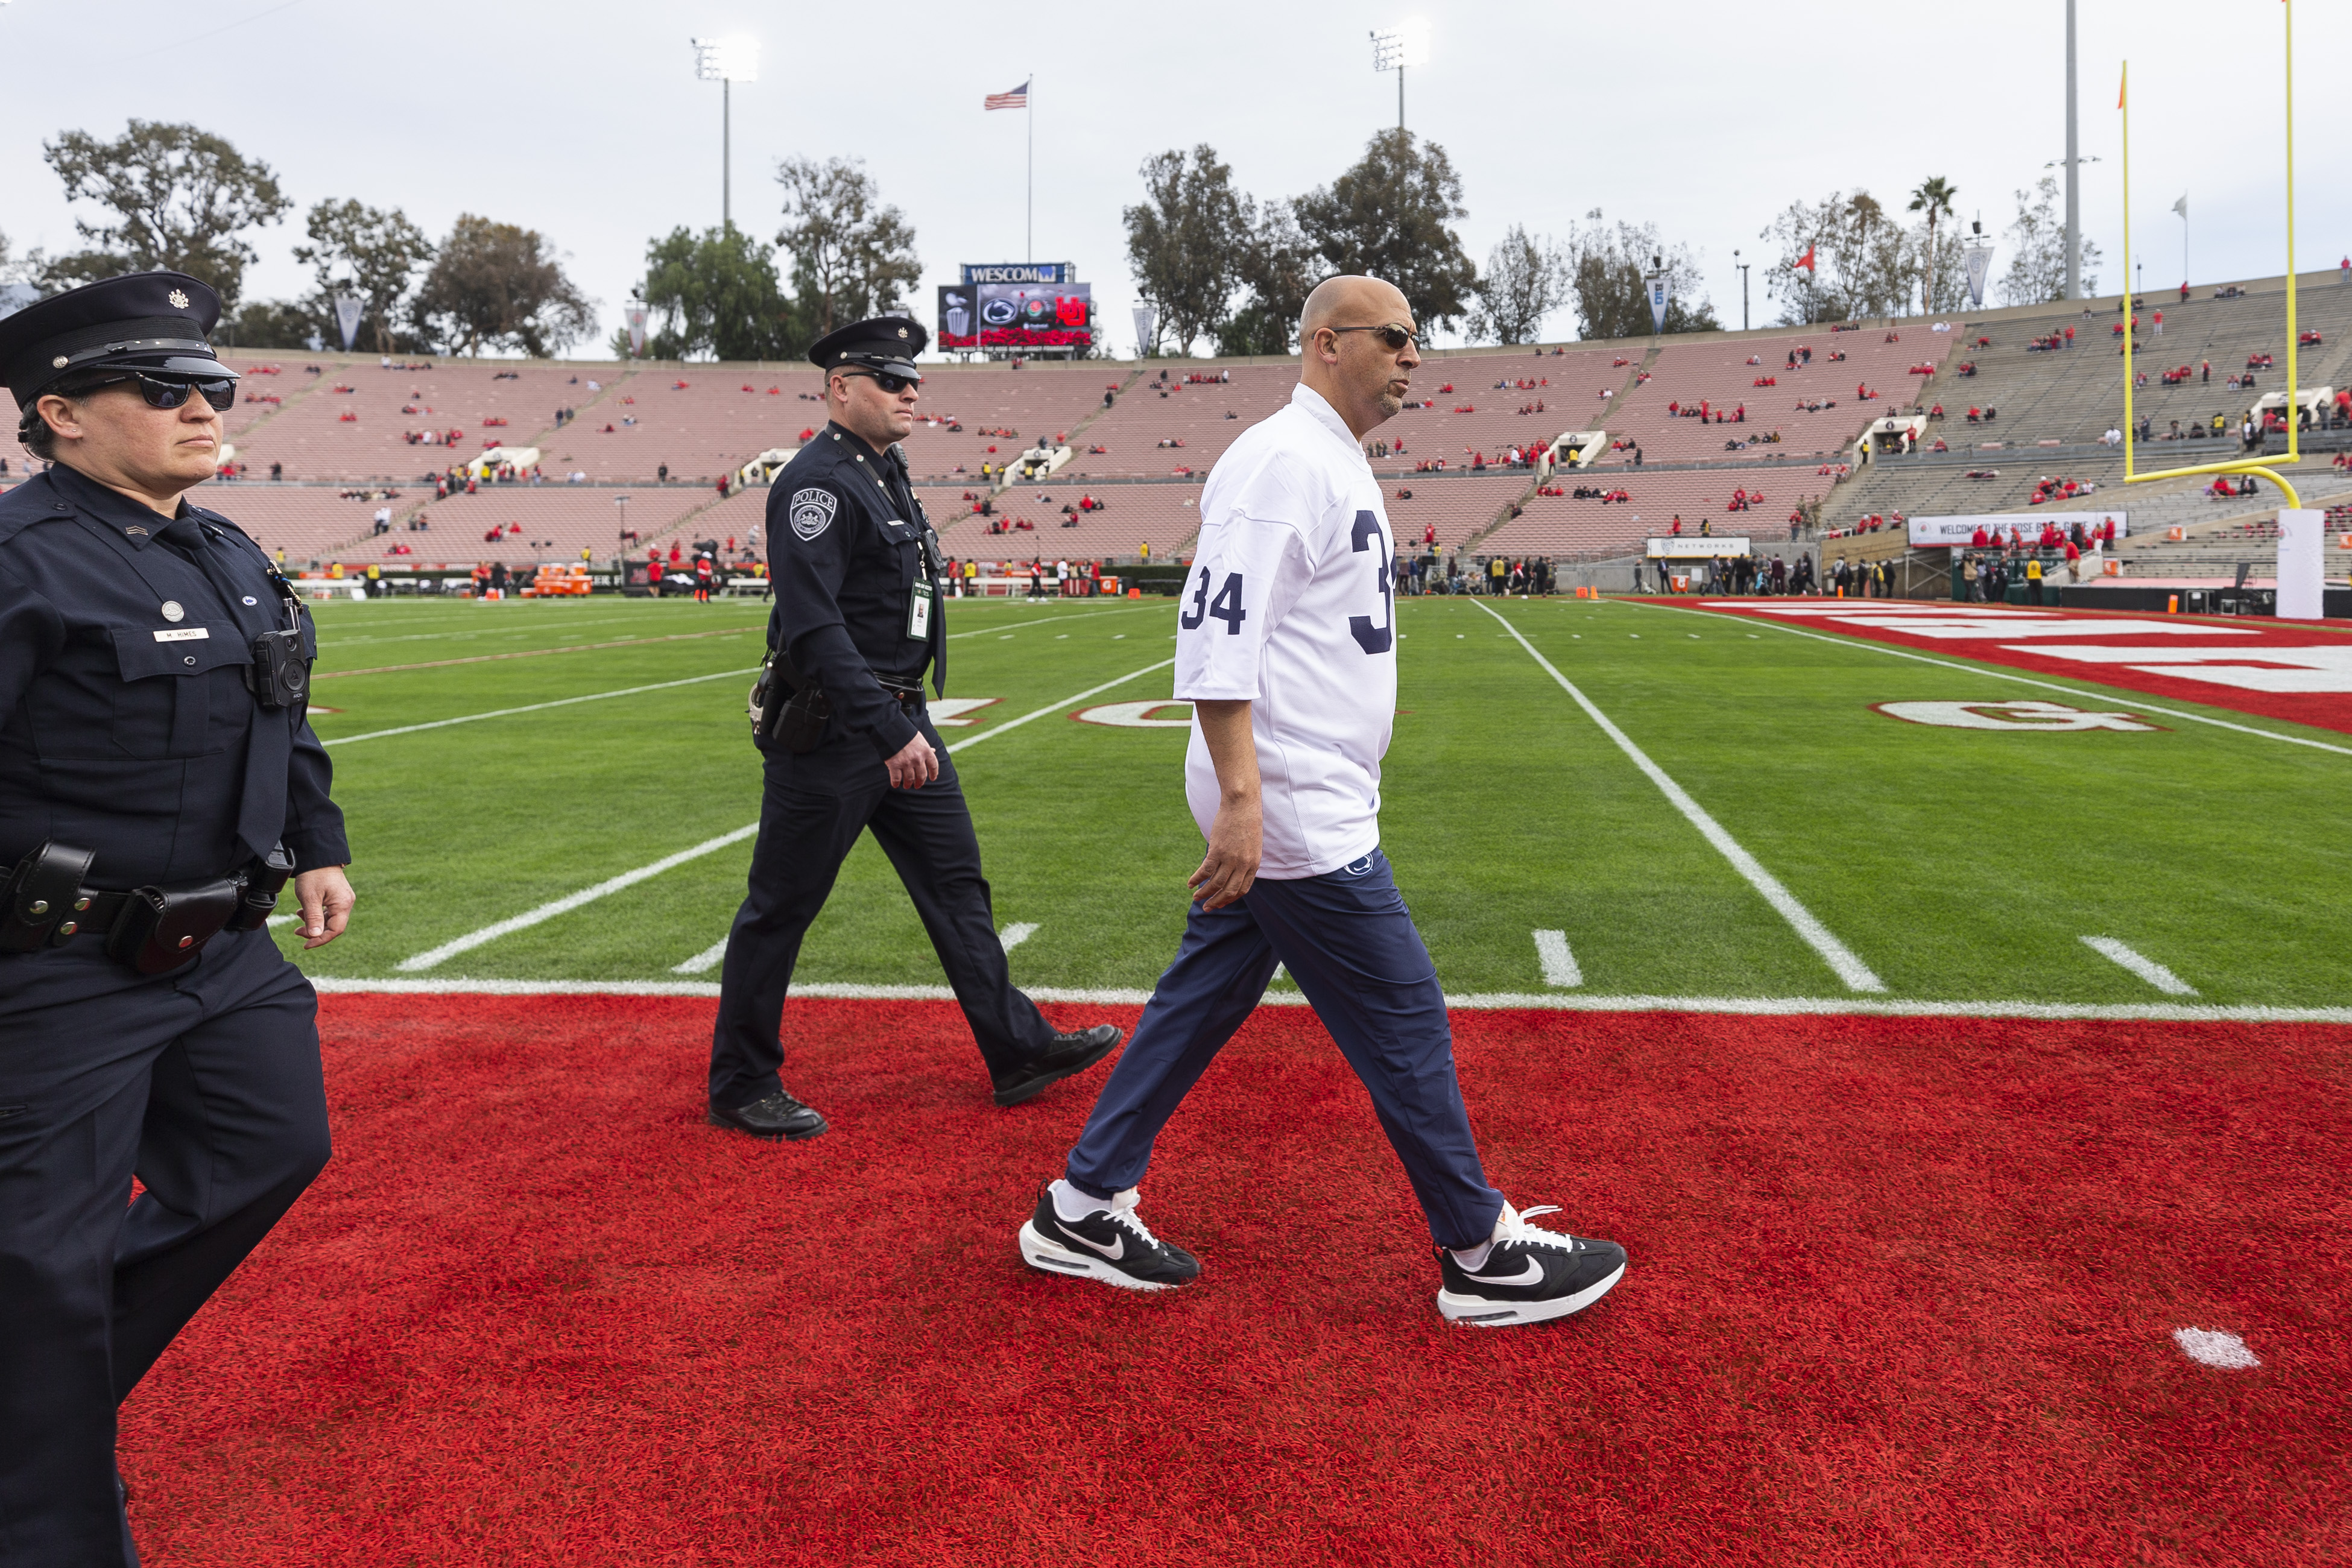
left=1174, top=383, right=1398, bottom=879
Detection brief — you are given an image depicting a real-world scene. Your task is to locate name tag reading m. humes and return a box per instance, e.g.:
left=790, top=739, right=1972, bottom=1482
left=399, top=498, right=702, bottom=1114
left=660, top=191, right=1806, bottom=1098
left=153, top=627, right=210, bottom=643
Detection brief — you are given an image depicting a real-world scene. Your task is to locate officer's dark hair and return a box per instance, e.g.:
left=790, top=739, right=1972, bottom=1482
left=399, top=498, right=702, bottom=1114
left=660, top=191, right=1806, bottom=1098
left=16, top=374, right=119, bottom=461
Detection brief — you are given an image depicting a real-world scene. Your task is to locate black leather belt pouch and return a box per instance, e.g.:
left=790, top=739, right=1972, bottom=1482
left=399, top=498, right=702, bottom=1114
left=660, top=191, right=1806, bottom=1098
left=0, top=840, right=96, bottom=952
left=106, top=879, right=244, bottom=975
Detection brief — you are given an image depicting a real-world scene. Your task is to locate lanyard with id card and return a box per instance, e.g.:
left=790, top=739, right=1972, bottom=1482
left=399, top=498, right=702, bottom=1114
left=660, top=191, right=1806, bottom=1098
left=906, top=575, right=935, bottom=640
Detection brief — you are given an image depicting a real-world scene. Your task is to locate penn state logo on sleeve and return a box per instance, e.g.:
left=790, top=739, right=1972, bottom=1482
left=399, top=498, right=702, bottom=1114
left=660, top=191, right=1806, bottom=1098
left=789, top=487, right=839, bottom=542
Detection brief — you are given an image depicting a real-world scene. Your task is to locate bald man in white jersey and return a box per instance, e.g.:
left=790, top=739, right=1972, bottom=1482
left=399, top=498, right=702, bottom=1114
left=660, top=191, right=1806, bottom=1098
left=1015, top=277, right=1627, bottom=1326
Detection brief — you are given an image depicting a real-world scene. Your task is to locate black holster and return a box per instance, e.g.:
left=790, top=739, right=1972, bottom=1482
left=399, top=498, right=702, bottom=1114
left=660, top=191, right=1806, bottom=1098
left=225, top=842, right=297, bottom=932
left=751, top=643, right=832, bottom=753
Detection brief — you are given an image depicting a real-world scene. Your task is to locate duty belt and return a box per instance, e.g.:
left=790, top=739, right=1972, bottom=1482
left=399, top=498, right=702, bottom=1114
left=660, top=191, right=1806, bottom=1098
left=0, top=839, right=296, bottom=975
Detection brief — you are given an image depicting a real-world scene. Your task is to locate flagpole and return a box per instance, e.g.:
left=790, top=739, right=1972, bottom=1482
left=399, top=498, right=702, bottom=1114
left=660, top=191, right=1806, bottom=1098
left=1026, top=80, right=1034, bottom=264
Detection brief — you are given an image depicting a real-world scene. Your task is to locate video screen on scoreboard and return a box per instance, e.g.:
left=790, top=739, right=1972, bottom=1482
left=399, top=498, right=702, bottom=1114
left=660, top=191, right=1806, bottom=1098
left=939, top=282, right=1092, bottom=350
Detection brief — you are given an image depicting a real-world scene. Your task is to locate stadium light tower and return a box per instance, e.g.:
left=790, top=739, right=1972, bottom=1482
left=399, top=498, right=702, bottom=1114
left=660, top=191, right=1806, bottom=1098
left=692, top=35, right=759, bottom=232
left=1369, top=19, right=1430, bottom=133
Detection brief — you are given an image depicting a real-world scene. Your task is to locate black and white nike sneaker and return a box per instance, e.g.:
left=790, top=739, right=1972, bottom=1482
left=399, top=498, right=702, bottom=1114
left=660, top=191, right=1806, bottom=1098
left=1017, top=1184, right=1201, bottom=1292
left=1435, top=1203, right=1626, bottom=1327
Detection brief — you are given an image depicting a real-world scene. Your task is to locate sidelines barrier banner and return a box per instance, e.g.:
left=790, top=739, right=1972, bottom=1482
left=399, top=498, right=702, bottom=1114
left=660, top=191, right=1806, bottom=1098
left=1909, top=511, right=2129, bottom=548
left=1647, top=536, right=1753, bottom=559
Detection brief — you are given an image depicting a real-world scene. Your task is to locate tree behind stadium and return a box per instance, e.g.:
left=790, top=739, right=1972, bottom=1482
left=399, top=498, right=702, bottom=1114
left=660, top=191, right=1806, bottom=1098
left=39, top=121, right=291, bottom=308
left=1997, top=175, right=2102, bottom=305
left=774, top=156, right=920, bottom=353
left=1124, top=147, right=1250, bottom=357
left=1565, top=219, right=1719, bottom=340
left=631, top=226, right=792, bottom=361
left=293, top=200, right=436, bottom=355
left=1472, top=225, right=1570, bottom=344
left=411, top=215, right=594, bottom=357
left=1292, top=130, right=1477, bottom=335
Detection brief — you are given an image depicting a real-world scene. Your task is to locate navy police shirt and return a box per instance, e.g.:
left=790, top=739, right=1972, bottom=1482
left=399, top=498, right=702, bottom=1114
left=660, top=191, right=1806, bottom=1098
left=762, top=423, right=946, bottom=759
left=0, top=464, right=349, bottom=888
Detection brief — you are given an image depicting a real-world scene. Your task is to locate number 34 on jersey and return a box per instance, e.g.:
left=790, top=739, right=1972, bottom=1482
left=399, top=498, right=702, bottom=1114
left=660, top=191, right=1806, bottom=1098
left=1177, top=511, right=1393, bottom=655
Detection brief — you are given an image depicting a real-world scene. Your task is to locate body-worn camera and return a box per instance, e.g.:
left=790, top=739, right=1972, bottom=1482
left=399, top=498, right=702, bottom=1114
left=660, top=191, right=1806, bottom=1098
left=248, top=628, right=310, bottom=709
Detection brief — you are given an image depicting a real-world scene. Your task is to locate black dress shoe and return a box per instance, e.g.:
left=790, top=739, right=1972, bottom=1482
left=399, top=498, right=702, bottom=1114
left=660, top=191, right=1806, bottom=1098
left=707, top=1090, right=829, bottom=1140
left=993, top=1023, right=1124, bottom=1108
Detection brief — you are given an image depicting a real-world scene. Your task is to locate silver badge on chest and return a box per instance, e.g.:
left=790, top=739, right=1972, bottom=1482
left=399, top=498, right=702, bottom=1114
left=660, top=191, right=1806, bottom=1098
left=160, top=601, right=185, bottom=623
left=789, top=487, right=838, bottom=542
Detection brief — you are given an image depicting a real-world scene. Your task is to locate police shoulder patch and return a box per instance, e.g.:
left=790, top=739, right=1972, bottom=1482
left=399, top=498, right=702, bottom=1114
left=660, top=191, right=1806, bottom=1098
left=789, top=487, right=839, bottom=542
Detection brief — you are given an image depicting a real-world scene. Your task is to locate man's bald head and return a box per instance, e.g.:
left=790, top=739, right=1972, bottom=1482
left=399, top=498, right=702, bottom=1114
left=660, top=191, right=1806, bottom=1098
left=1299, top=275, right=1412, bottom=343
left=1297, top=274, right=1420, bottom=439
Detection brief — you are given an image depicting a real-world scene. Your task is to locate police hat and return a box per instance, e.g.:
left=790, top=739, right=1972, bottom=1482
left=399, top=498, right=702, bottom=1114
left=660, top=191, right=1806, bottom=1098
left=808, top=315, right=928, bottom=381
left=0, top=271, right=237, bottom=411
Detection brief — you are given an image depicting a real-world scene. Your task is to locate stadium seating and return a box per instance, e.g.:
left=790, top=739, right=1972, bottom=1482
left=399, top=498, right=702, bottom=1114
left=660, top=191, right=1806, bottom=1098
left=935, top=481, right=1204, bottom=559
left=21, top=268, right=2352, bottom=584
left=1069, top=366, right=1294, bottom=479
left=1594, top=329, right=1959, bottom=466
left=1374, top=348, right=1636, bottom=475
left=224, top=358, right=627, bottom=482
left=1480, top=466, right=1830, bottom=556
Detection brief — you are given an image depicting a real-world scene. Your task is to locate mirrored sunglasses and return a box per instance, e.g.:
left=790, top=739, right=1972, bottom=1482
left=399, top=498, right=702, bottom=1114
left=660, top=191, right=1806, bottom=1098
left=85, top=372, right=238, bottom=413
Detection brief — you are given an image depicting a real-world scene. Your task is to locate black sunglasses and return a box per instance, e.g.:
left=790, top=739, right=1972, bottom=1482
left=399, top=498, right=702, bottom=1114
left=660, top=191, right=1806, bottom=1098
left=81, top=371, right=238, bottom=412
left=843, top=368, right=922, bottom=395
left=1326, top=324, right=1421, bottom=352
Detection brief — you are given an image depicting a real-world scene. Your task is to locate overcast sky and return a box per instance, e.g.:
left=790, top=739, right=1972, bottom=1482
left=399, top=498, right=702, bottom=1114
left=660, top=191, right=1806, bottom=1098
left=1, top=0, right=2341, bottom=358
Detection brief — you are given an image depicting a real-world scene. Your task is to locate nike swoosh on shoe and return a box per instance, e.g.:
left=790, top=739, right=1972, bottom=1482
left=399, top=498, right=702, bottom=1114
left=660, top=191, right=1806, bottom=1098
left=1462, top=1257, right=1545, bottom=1287
left=1056, top=1222, right=1125, bottom=1261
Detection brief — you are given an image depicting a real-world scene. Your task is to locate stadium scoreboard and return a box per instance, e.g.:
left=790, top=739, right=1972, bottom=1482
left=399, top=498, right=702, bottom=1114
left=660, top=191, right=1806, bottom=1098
left=938, top=262, right=1094, bottom=357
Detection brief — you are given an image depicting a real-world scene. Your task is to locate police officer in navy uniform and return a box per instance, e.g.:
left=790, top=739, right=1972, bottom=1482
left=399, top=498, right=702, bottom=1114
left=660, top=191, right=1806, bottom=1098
left=708, top=317, right=1119, bottom=1139
left=0, top=274, right=353, bottom=1564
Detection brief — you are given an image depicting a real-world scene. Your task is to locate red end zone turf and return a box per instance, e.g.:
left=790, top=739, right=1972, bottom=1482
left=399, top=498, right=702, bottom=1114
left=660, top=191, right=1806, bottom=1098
left=119, top=996, right=2350, bottom=1566
left=1666, top=598, right=2352, bottom=735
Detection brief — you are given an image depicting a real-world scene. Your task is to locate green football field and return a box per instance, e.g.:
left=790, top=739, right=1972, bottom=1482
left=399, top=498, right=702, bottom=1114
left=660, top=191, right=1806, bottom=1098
left=280, top=592, right=2352, bottom=1013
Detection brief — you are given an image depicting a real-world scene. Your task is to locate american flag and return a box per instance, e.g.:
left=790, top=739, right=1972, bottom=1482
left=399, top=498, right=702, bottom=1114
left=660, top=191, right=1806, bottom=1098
left=984, top=79, right=1029, bottom=110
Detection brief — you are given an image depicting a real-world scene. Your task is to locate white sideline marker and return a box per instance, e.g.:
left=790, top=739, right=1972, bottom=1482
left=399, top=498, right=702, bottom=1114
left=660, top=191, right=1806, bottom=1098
left=673, top=937, right=730, bottom=975
left=323, top=668, right=757, bottom=747
left=308, top=976, right=2352, bottom=1025
left=395, top=659, right=1177, bottom=972
left=1533, top=930, right=1582, bottom=988
left=1474, top=600, right=1885, bottom=993
left=2080, top=935, right=2198, bottom=996
left=2172, top=1327, right=2260, bottom=1370
left=999, top=922, right=1038, bottom=951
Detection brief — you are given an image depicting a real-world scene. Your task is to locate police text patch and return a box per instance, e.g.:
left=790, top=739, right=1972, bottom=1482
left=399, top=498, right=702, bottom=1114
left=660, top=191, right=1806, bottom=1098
left=789, top=488, right=839, bottom=542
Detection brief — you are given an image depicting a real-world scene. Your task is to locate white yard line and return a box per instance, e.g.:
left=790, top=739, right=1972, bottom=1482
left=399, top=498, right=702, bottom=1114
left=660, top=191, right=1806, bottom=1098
left=2080, top=935, right=2199, bottom=996
left=323, top=668, right=756, bottom=747
left=307, top=975, right=2352, bottom=1023
left=393, top=659, right=1176, bottom=972
left=999, top=922, right=1039, bottom=950
left=672, top=937, right=730, bottom=975
left=946, top=603, right=1157, bottom=639
left=1473, top=599, right=1885, bottom=993
left=397, top=824, right=763, bottom=972
left=1533, top=930, right=1582, bottom=987
left=1617, top=599, right=2352, bottom=759
left=943, top=659, right=1175, bottom=754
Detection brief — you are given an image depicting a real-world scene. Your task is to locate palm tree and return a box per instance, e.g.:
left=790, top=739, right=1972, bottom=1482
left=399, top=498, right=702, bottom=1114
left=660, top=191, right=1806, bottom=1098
left=1909, top=176, right=1959, bottom=314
